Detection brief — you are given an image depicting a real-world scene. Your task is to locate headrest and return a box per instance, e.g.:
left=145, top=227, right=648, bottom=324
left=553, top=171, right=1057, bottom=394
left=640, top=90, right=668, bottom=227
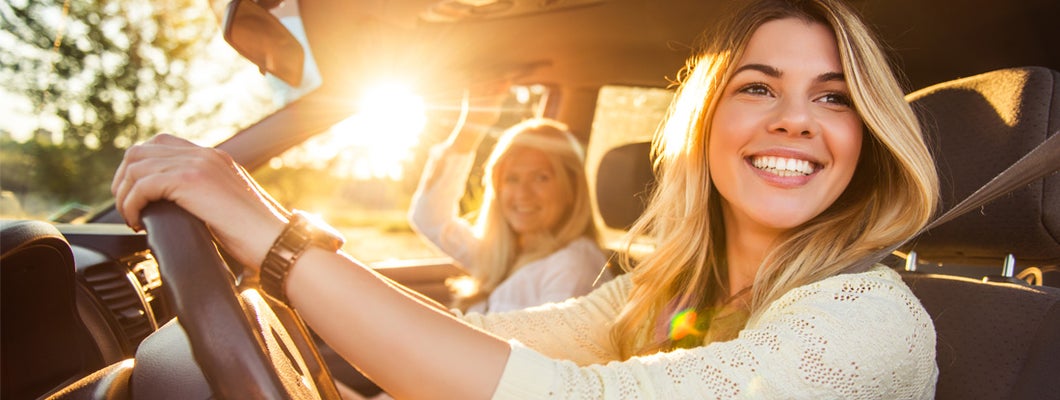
left=595, top=142, right=654, bottom=230
left=906, top=67, right=1059, bottom=266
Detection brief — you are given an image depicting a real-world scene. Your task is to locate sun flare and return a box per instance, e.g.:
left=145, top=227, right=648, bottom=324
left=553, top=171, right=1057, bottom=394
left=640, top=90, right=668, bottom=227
left=277, top=82, right=427, bottom=180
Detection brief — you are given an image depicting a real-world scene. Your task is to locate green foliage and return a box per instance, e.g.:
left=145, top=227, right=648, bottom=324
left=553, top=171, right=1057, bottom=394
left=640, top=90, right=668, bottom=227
left=0, top=0, right=228, bottom=206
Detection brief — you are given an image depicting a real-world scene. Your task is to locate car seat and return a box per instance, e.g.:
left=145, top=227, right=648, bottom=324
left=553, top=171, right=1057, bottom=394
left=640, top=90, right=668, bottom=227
left=1, top=220, right=109, bottom=399
left=900, top=66, right=1060, bottom=400
left=585, top=66, right=1060, bottom=400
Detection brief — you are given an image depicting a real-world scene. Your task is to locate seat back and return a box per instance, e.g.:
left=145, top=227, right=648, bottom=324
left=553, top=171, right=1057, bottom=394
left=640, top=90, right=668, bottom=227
left=1, top=220, right=105, bottom=399
left=900, top=272, right=1060, bottom=399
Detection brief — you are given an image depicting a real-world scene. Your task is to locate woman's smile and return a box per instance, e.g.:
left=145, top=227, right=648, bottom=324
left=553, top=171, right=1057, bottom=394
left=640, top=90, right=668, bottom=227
left=745, top=150, right=823, bottom=187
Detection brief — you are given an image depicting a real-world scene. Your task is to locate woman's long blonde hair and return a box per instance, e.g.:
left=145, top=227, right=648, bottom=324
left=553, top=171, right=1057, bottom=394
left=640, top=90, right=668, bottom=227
left=455, top=118, right=600, bottom=308
left=611, top=0, right=939, bottom=358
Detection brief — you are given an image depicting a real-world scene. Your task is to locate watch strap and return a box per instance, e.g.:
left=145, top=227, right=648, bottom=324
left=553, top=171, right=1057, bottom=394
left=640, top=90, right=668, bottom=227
left=260, top=210, right=344, bottom=304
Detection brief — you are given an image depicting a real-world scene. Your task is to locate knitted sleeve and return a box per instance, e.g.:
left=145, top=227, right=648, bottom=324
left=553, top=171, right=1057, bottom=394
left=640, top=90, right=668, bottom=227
left=488, top=267, right=938, bottom=399
left=461, top=275, right=632, bottom=366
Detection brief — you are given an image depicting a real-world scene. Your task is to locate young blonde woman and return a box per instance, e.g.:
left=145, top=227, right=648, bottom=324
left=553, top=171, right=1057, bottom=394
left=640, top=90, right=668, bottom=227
left=112, top=0, right=940, bottom=397
left=409, top=116, right=608, bottom=313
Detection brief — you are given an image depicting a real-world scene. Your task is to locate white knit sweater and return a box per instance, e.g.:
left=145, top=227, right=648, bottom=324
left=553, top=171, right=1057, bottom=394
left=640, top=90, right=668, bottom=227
left=461, top=266, right=938, bottom=399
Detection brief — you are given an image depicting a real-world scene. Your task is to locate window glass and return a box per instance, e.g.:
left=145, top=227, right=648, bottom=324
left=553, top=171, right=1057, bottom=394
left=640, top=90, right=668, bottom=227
left=591, top=85, right=673, bottom=143
left=0, top=0, right=275, bottom=221
left=252, top=85, right=550, bottom=264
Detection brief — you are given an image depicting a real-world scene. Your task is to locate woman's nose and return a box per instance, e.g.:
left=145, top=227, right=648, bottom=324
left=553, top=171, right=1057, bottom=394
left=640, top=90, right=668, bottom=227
left=505, top=179, right=532, bottom=198
left=767, top=97, right=818, bottom=138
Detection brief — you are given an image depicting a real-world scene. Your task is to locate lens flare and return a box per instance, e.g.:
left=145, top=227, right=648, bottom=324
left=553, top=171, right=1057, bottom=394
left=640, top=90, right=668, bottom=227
left=669, top=307, right=702, bottom=341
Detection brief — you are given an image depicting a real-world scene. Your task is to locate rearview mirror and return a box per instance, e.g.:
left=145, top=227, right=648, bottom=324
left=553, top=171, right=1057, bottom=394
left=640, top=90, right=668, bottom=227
left=223, top=0, right=305, bottom=86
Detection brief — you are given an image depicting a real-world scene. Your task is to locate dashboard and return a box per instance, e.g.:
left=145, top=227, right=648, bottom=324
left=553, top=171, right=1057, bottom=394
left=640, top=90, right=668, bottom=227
left=59, top=223, right=173, bottom=361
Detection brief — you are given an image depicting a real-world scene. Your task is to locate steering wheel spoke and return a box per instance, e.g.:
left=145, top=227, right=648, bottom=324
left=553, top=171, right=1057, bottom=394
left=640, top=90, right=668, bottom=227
left=142, top=201, right=339, bottom=399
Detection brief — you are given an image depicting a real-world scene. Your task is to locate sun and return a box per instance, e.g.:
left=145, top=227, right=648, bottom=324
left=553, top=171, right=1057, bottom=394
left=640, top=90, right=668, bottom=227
left=282, top=81, right=427, bottom=180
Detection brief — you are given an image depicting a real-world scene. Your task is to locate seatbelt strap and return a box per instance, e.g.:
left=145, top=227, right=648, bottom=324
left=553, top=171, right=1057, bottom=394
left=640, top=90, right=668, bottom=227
left=852, top=130, right=1060, bottom=272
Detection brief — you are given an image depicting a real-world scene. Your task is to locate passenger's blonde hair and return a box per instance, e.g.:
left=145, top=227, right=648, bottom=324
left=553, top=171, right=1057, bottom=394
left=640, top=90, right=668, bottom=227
left=611, top=0, right=939, bottom=358
left=455, top=118, right=600, bottom=309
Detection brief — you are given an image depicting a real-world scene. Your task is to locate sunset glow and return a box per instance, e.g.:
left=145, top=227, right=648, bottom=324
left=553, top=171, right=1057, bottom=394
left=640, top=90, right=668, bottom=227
left=276, top=81, right=427, bottom=180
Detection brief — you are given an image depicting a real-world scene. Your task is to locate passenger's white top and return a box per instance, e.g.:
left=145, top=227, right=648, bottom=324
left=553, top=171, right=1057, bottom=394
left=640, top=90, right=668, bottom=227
left=462, top=266, right=938, bottom=399
left=409, top=146, right=609, bottom=313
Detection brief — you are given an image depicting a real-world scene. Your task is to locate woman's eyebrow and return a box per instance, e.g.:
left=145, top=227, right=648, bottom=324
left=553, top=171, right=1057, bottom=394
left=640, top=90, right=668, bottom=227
left=817, top=71, right=845, bottom=83
left=733, top=63, right=846, bottom=83
left=734, top=63, right=781, bottom=78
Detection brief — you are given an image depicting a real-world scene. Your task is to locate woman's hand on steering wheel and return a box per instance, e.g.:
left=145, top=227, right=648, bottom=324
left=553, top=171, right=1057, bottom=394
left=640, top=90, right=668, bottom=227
left=111, top=133, right=287, bottom=273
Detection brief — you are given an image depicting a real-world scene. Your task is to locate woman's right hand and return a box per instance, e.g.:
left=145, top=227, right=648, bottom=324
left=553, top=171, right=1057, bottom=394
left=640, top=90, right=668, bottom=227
left=111, top=133, right=289, bottom=272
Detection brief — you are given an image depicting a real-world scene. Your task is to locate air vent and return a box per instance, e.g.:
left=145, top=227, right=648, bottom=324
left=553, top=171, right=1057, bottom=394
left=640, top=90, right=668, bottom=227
left=81, top=262, right=157, bottom=350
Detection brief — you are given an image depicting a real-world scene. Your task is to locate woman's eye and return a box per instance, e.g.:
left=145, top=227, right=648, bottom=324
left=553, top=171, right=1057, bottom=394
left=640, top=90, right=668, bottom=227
left=738, top=83, right=771, bottom=96
left=819, top=92, right=853, bottom=107
left=535, top=173, right=551, bottom=182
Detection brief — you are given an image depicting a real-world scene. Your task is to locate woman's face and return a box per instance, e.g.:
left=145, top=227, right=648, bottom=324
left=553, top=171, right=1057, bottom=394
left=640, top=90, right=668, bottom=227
left=708, top=18, right=863, bottom=237
left=497, top=147, right=571, bottom=237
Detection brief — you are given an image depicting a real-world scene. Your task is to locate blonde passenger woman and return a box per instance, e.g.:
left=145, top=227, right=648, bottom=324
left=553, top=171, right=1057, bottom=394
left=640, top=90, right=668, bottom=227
left=409, top=117, right=609, bottom=313
left=112, top=0, right=941, bottom=397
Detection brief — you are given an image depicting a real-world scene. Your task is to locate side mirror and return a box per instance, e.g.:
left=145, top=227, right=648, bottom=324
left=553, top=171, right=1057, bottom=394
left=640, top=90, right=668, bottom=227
left=223, top=0, right=305, bottom=86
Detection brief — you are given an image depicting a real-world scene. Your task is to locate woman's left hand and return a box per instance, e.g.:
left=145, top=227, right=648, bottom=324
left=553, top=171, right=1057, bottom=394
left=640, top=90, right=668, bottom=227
left=111, top=133, right=287, bottom=271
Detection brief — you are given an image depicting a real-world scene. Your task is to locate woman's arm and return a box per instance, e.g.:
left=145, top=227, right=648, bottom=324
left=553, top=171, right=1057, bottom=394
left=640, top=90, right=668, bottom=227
left=287, top=249, right=511, bottom=400
left=407, top=147, right=480, bottom=266
left=407, top=83, right=509, bottom=267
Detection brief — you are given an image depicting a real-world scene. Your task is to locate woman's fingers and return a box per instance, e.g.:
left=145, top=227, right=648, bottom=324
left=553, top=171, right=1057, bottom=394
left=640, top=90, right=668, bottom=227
left=112, top=134, right=229, bottom=228
left=111, top=133, right=288, bottom=268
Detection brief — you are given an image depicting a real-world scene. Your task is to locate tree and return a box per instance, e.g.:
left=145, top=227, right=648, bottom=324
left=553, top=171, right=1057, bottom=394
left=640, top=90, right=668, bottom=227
left=0, top=0, right=258, bottom=207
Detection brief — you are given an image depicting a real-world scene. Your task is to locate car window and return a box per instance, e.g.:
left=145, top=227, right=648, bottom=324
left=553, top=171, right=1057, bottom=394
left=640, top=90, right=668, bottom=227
left=592, top=85, right=674, bottom=141
left=589, top=84, right=673, bottom=248
left=0, top=0, right=277, bottom=221
left=251, top=84, right=551, bottom=264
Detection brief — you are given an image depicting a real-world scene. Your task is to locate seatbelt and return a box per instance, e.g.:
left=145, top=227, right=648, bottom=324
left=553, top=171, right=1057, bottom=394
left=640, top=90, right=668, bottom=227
left=852, top=130, right=1060, bottom=272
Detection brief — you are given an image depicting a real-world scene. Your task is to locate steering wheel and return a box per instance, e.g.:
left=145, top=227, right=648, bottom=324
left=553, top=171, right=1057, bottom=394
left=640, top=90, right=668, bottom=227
left=142, top=201, right=340, bottom=399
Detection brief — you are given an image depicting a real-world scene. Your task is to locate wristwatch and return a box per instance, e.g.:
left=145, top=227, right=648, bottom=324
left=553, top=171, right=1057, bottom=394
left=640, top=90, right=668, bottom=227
left=260, top=210, right=345, bottom=304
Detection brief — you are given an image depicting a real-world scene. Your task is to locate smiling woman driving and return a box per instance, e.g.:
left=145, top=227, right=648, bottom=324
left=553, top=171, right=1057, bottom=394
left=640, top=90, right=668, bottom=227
left=111, top=0, right=939, bottom=398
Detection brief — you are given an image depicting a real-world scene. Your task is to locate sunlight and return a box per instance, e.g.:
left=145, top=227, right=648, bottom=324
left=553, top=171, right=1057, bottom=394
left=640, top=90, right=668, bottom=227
left=286, top=81, right=427, bottom=180
left=343, top=82, right=427, bottom=179
left=446, top=275, right=480, bottom=299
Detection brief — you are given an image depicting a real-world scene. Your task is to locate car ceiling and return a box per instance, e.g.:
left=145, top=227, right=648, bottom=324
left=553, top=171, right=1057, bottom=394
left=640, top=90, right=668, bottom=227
left=217, top=0, right=1059, bottom=169
left=299, top=0, right=1060, bottom=93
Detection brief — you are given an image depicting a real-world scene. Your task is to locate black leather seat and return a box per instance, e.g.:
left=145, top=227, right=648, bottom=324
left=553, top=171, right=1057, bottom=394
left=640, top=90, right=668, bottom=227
left=1, top=220, right=107, bottom=399
left=900, top=272, right=1060, bottom=400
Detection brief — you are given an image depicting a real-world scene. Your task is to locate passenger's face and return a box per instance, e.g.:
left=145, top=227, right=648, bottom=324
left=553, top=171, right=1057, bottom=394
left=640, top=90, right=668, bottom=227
left=498, top=147, right=571, bottom=237
left=708, top=18, right=863, bottom=236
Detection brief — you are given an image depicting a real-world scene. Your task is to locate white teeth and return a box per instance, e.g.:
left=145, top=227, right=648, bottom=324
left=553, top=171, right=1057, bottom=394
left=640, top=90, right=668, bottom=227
left=750, top=156, right=815, bottom=176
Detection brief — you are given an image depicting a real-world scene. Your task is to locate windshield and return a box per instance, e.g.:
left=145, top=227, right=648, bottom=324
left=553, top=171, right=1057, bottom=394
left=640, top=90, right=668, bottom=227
left=0, top=0, right=279, bottom=221
left=0, top=0, right=557, bottom=265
